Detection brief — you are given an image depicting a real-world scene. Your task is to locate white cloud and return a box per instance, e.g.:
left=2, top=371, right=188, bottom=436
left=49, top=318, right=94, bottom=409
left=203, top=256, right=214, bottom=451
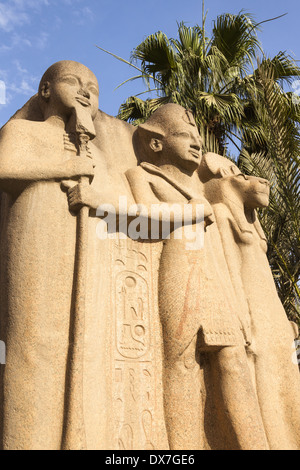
left=19, top=79, right=36, bottom=94
left=0, top=0, right=50, bottom=32
left=0, top=3, right=29, bottom=31
left=0, top=0, right=48, bottom=51
left=36, top=31, right=49, bottom=50
left=0, top=68, right=8, bottom=81
left=0, top=0, right=94, bottom=34
left=5, top=78, right=37, bottom=105
left=1, top=59, right=39, bottom=105
left=0, top=32, right=32, bottom=51
left=13, top=59, right=28, bottom=74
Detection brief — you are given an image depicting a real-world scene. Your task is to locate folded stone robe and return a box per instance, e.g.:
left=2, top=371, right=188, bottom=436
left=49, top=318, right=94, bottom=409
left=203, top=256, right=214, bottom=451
left=0, top=100, right=137, bottom=450
left=126, top=163, right=244, bottom=362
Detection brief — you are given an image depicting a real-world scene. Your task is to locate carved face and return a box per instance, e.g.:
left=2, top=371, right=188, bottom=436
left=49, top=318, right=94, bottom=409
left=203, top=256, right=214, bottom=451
left=160, top=121, right=202, bottom=172
left=230, top=173, right=270, bottom=209
left=41, top=62, right=99, bottom=120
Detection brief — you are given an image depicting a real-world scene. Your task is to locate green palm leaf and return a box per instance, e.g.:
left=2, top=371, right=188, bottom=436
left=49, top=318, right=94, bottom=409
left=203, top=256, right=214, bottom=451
left=97, top=8, right=300, bottom=323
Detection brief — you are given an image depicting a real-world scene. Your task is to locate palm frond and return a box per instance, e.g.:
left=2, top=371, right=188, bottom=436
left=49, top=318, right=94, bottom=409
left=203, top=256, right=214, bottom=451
left=98, top=11, right=300, bottom=323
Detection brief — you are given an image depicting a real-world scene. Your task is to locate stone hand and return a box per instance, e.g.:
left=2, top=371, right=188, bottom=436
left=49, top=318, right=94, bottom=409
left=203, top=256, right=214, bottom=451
left=59, top=157, right=95, bottom=181
left=66, top=183, right=101, bottom=212
left=188, top=198, right=215, bottom=227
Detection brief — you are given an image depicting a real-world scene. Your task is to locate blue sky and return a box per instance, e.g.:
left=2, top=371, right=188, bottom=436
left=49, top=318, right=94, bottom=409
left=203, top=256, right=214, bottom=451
left=0, top=0, right=300, bottom=128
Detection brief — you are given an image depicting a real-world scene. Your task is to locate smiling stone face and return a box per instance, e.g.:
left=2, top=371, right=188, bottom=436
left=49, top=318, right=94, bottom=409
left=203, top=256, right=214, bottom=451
left=136, top=103, right=203, bottom=172
left=161, top=119, right=202, bottom=171
left=38, top=60, right=99, bottom=121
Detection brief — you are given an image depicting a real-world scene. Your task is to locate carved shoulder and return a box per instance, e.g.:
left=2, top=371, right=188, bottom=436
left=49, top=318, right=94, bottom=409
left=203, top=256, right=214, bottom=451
left=125, top=166, right=158, bottom=205
left=0, top=119, right=49, bottom=155
left=212, top=202, right=232, bottom=226
left=126, top=165, right=148, bottom=184
left=1, top=118, right=41, bottom=137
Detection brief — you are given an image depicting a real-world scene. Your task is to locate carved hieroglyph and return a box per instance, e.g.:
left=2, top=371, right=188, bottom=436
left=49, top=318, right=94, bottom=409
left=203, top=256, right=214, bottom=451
left=111, top=238, right=166, bottom=451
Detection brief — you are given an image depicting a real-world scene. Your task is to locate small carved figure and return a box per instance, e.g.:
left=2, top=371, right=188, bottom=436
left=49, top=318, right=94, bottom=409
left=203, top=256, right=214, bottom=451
left=201, top=153, right=300, bottom=450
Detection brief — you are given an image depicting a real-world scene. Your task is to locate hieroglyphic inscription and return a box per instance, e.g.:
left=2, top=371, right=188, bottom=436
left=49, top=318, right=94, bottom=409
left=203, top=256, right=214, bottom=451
left=116, top=272, right=149, bottom=359
left=112, top=238, right=156, bottom=450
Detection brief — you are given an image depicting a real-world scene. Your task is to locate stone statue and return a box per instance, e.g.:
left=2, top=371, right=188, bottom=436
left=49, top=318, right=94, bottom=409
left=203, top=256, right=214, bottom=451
left=0, top=61, right=299, bottom=450
left=200, top=153, right=300, bottom=450
left=125, top=104, right=269, bottom=450
left=0, top=61, right=139, bottom=450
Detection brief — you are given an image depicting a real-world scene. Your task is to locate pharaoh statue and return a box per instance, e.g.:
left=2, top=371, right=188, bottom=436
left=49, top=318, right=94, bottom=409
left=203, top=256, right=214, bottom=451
left=0, top=61, right=140, bottom=450
left=125, top=104, right=269, bottom=450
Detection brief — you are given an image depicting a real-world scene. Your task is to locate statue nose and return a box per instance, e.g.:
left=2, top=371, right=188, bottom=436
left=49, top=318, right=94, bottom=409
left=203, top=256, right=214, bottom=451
left=190, top=138, right=201, bottom=152
left=78, top=88, right=90, bottom=99
left=190, top=132, right=202, bottom=151
left=191, top=144, right=201, bottom=152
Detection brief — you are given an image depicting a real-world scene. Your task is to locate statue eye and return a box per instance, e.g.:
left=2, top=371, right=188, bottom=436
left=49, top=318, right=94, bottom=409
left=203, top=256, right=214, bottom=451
left=237, top=173, right=248, bottom=180
left=59, top=76, right=78, bottom=86
left=88, top=86, right=99, bottom=96
left=177, top=132, right=190, bottom=138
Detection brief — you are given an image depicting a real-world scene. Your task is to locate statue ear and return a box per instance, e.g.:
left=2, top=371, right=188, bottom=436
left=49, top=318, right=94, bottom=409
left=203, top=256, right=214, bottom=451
left=40, top=81, right=51, bottom=101
left=149, top=138, right=163, bottom=153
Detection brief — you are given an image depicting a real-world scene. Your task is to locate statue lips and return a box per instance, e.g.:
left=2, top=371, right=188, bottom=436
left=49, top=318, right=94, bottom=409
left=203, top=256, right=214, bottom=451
left=75, top=96, right=91, bottom=107
left=188, top=150, right=200, bottom=160
left=255, top=190, right=269, bottom=195
left=253, top=183, right=270, bottom=197
left=255, top=190, right=270, bottom=206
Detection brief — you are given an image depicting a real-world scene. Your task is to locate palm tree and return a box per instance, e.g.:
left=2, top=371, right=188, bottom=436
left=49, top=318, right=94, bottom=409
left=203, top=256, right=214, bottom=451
left=98, top=10, right=298, bottom=152
left=239, top=63, right=300, bottom=321
left=97, top=9, right=300, bottom=324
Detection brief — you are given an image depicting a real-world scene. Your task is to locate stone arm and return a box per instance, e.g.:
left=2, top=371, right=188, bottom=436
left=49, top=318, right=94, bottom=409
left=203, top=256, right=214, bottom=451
left=0, top=121, right=94, bottom=194
left=214, top=205, right=252, bottom=343
left=125, top=167, right=209, bottom=227
left=65, top=166, right=213, bottom=232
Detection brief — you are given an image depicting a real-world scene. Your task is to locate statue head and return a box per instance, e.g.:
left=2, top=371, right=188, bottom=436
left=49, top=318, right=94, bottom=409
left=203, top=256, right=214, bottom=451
left=227, top=172, right=270, bottom=210
left=135, top=104, right=202, bottom=173
left=200, top=152, right=270, bottom=210
left=38, top=61, right=99, bottom=123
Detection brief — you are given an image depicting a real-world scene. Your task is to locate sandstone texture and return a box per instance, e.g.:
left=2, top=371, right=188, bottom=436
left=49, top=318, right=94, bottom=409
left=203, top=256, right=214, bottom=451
left=0, top=62, right=299, bottom=450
